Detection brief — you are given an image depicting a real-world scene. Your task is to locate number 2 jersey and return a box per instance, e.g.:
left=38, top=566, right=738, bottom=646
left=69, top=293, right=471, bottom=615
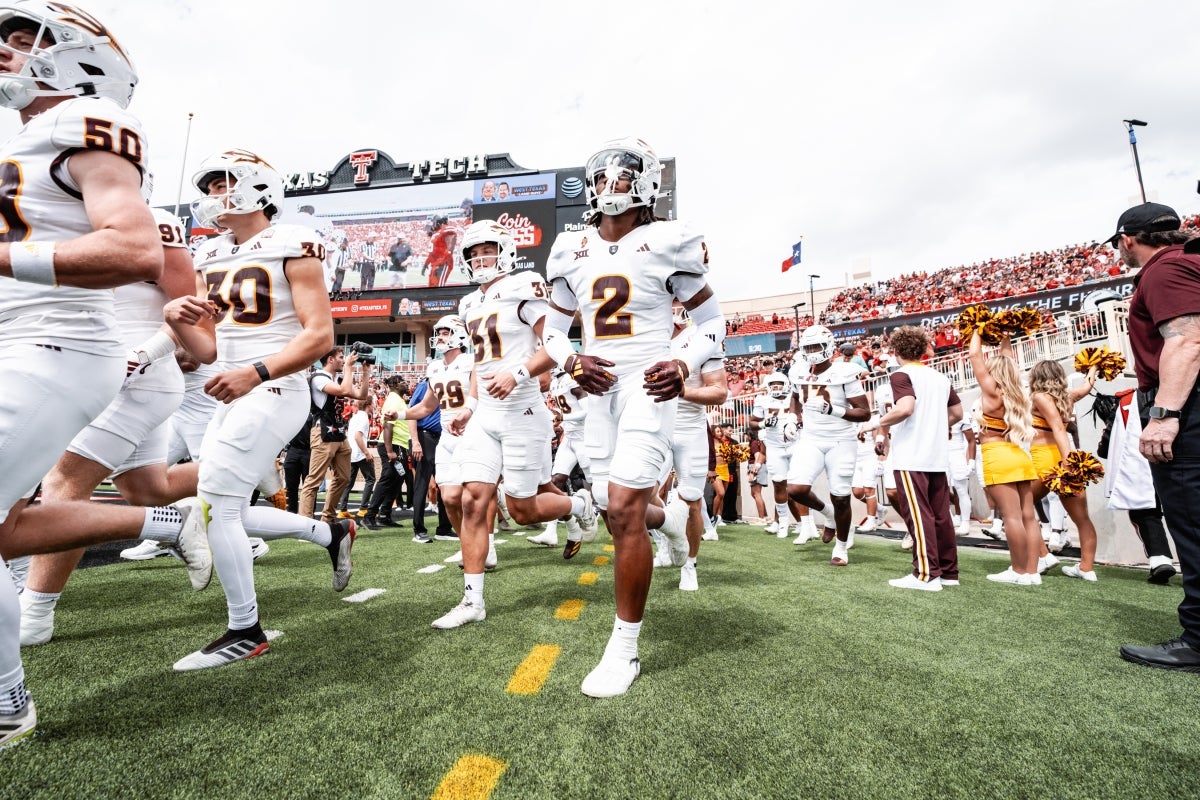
left=458, top=269, right=549, bottom=411
left=0, top=96, right=149, bottom=355
left=546, top=220, right=709, bottom=383
left=194, top=222, right=327, bottom=392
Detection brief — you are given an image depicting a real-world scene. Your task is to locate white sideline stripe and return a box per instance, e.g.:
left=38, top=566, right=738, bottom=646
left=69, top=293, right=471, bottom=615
left=264, top=630, right=284, bottom=641
left=342, top=588, right=387, bottom=603
left=494, top=539, right=508, bottom=545
left=443, top=553, right=463, bottom=563
left=418, top=564, right=447, bottom=574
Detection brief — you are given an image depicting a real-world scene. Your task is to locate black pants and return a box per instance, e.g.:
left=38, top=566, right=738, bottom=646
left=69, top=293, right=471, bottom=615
left=1128, top=504, right=1174, bottom=559
left=368, top=443, right=407, bottom=522
left=283, top=448, right=310, bottom=515
left=411, top=428, right=452, bottom=535
left=338, top=458, right=376, bottom=512
left=1142, top=388, right=1200, bottom=647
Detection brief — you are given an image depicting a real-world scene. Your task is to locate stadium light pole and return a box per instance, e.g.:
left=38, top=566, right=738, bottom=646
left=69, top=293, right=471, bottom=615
left=807, top=274, right=819, bottom=323
left=792, top=302, right=806, bottom=345
left=1123, top=119, right=1148, bottom=204
left=173, top=112, right=195, bottom=220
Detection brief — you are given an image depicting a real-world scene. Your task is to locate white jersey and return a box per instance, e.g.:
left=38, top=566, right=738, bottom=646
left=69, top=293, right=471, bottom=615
left=460, top=270, right=548, bottom=411
left=549, top=371, right=588, bottom=433
left=789, top=359, right=865, bottom=441
left=672, top=324, right=724, bottom=428
left=195, top=223, right=326, bottom=392
left=546, top=219, right=709, bottom=382
left=0, top=96, right=150, bottom=355
left=425, top=351, right=474, bottom=431
left=752, top=394, right=793, bottom=448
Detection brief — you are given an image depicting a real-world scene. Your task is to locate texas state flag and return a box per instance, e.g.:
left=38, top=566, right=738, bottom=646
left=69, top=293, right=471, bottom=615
left=781, top=241, right=802, bottom=273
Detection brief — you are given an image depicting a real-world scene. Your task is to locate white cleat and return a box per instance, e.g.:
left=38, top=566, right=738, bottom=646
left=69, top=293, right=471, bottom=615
left=249, top=538, right=270, bottom=561
left=888, top=573, right=942, bottom=592
left=173, top=629, right=269, bottom=671
left=679, top=562, right=698, bottom=591
left=956, top=519, right=971, bottom=536
left=986, top=567, right=1028, bottom=585
left=650, top=530, right=672, bottom=568
left=1048, top=530, right=1068, bottom=553
left=764, top=521, right=779, bottom=535
left=171, top=498, right=213, bottom=591
left=1037, top=554, right=1060, bottom=574
left=431, top=598, right=486, bottom=629
left=830, top=542, right=849, bottom=566
left=792, top=528, right=813, bottom=545
left=659, top=499, right=690, bottom=567
left=845, top=531, right=855, bottom=550
left=120, top=540, right=171, bottom=561
left=901, top=533, right=914, bottom=551
left=527, top=529, right=559, bottom=547
left=1062, top=563, right=1097, bottom=582
left=573, top=488, right=599, bottom=542
left=580, top=656, right=641, bottom=698
left=856, top=516, right=878, bottom=533
left=0, top=693, right=36, bottom=750
left=700, top=530, right=719, bottom=542
left=444, top=550, right=463, bottom=565
left=486, top=547, right=498, bottom=571
left=18, top=596, right=53, bottom=648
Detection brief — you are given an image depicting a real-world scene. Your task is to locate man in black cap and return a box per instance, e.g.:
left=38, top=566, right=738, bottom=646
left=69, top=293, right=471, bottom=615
left=1111, top=202, right=1200, bottom=671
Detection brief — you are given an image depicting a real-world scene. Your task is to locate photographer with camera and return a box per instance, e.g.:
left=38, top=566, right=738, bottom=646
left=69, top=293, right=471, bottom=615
left=299, top=343, right=373, bottom=524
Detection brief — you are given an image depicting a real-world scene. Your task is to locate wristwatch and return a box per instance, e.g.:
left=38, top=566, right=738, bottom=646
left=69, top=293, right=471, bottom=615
left=1148, top=406, right=1181, bottom=420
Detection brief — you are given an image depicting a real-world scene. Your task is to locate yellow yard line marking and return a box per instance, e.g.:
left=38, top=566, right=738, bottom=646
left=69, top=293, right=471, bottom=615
left=555, top=599, right=586, bottom=619
left=505, top=644, right=562, bottom=695
left=603, top=544, right=615, bottom=552
left=592, top=555, right=610, bottom=566
left=430, top=753, right=508, bottom=800
left=578, top=571, right=599, bottom=586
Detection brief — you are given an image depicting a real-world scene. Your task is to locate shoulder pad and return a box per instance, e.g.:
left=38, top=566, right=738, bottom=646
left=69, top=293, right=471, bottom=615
left=268, top=224, right=328, bottom=261
left=51, top=97, right=149, bottom=171
left=151, top=207, right=187, bottom=248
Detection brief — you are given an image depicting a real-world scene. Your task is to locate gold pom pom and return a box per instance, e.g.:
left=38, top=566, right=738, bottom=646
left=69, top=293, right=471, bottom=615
left=1075, top=347, right=1127, bottom=380
left=956, top=304, right=1004, bottom=346
left=996, top=307, right=1043, bottom=336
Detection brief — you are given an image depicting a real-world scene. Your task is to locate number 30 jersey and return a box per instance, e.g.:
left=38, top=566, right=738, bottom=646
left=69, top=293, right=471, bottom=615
left=194, top=222, right=327, bottom=391
left=0, top=96, right=149, bottom=355
left=546, top=220, right=709, bottom=383
left=460, top=269, right=549, bottom=411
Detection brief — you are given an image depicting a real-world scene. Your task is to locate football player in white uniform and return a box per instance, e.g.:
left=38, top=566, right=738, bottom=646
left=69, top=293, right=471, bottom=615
left=394, top=314, right=474, bottom=539
left=0, top=3, right=215, bottom=749
left=542, top=137, right=723, bottom=697
left=16, top=206, right=216, bottom=646
left=786, top=326, right=871, bottom=566
left=174, top=150, right=355, bottom=671
left=948, top=415, right=976, bottom=535
left=750, top=372, right=803, bottom=537
left=431, top=221, right=596, bottom=630
left=656, top=302, right=727, bottom=591
left=529, top=367, right=592, bottom=549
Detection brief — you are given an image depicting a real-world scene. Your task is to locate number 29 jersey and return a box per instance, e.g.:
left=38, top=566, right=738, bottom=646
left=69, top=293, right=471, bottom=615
left=546, top=219, right=709, bottom=383
left=0, top=96, right=149, bottom=355
left=194, top=222, right=327, bottom=391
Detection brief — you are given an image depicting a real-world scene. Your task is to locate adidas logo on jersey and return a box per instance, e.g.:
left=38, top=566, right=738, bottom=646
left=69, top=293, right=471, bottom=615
left=637, top=243, right=651, bottom=252
left=523, top=407, right=534, bottom=416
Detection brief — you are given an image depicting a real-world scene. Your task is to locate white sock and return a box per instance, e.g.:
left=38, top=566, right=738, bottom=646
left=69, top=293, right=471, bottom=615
left=775, top=503, right=789, bottom=523
left=603, top=616, right=642, bottom=662
left=701, top=511, right=715, bottom=535
left=685, top=556, right=697, bottom=568
left=5, top=557, right=30, bottom=594
left=139, top=506, right=184, bottom=543
left=245, top=506, right=331, bottom=546
left=0, top=678, right=27, bottom=715
left=464, top=573, right=484, bottom=607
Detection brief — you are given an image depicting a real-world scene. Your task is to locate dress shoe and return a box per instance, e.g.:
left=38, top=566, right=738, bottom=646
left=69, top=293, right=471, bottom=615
left=1119, top=637, right=1200, bottom=672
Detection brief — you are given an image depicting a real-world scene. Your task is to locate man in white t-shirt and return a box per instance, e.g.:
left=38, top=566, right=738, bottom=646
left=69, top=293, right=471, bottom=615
left=299, top=347, right=372, bottom=524
left=337, top=400, right=375, bottom=516
left=867, top=327, right=963, bottom=591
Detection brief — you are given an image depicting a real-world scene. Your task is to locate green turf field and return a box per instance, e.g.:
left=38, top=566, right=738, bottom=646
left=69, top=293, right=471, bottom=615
left=4, top=522, right=1195, bottom=799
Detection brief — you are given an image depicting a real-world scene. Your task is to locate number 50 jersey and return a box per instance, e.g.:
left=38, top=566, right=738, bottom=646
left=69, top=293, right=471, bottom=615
left=0, top=96, right=149, bottom=355
left=195, top=222, right=327, bottom=391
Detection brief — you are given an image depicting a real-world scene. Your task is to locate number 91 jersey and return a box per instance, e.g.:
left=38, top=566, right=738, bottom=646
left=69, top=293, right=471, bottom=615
left=195, top=223, right=327, bottom=390
left=0, top=96, right=148, bottom=355
left=547, top=220, right=708, bottom=382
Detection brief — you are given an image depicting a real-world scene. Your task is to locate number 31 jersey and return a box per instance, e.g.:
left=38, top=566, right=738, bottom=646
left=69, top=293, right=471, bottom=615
left=546, top=220, right=708, bottom=383
left=0, top=96, right=148, bottom=355
left=460, top=269, right=549, bottom=411
left=194, top=222, right=326, bottom=391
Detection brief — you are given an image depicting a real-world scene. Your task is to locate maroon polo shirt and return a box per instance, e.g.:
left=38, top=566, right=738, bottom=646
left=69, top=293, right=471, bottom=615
left=1128, top=244, right=1200, bottom=391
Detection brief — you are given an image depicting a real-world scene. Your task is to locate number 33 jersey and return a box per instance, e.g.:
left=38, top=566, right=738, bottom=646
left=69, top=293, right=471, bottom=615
left=546, top=220, right=708, bottom=382
left=0, top=97, right=149, bottom=355
left=195, top=222, right=326, bottom=390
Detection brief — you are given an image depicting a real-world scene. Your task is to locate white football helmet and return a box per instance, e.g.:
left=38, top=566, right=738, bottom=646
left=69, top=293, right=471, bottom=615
left=190, top=149, right=284, bottom=228
left=429, top=314, right=469, bottom=357
left=460, top=220, right=517, bottom=284
left=765, top=372, right=790, bottom=399
left=799, top=325, right=836, bottom=365
left=672, top=304, right=690, bottom=327
left=0, top=2, right=137, bottom=110
left=585, top=137, right=662, bottom=217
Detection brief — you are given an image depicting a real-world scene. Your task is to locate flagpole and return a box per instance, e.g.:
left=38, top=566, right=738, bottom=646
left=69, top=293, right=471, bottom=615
left=173, top=112, right=194, bottom=219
